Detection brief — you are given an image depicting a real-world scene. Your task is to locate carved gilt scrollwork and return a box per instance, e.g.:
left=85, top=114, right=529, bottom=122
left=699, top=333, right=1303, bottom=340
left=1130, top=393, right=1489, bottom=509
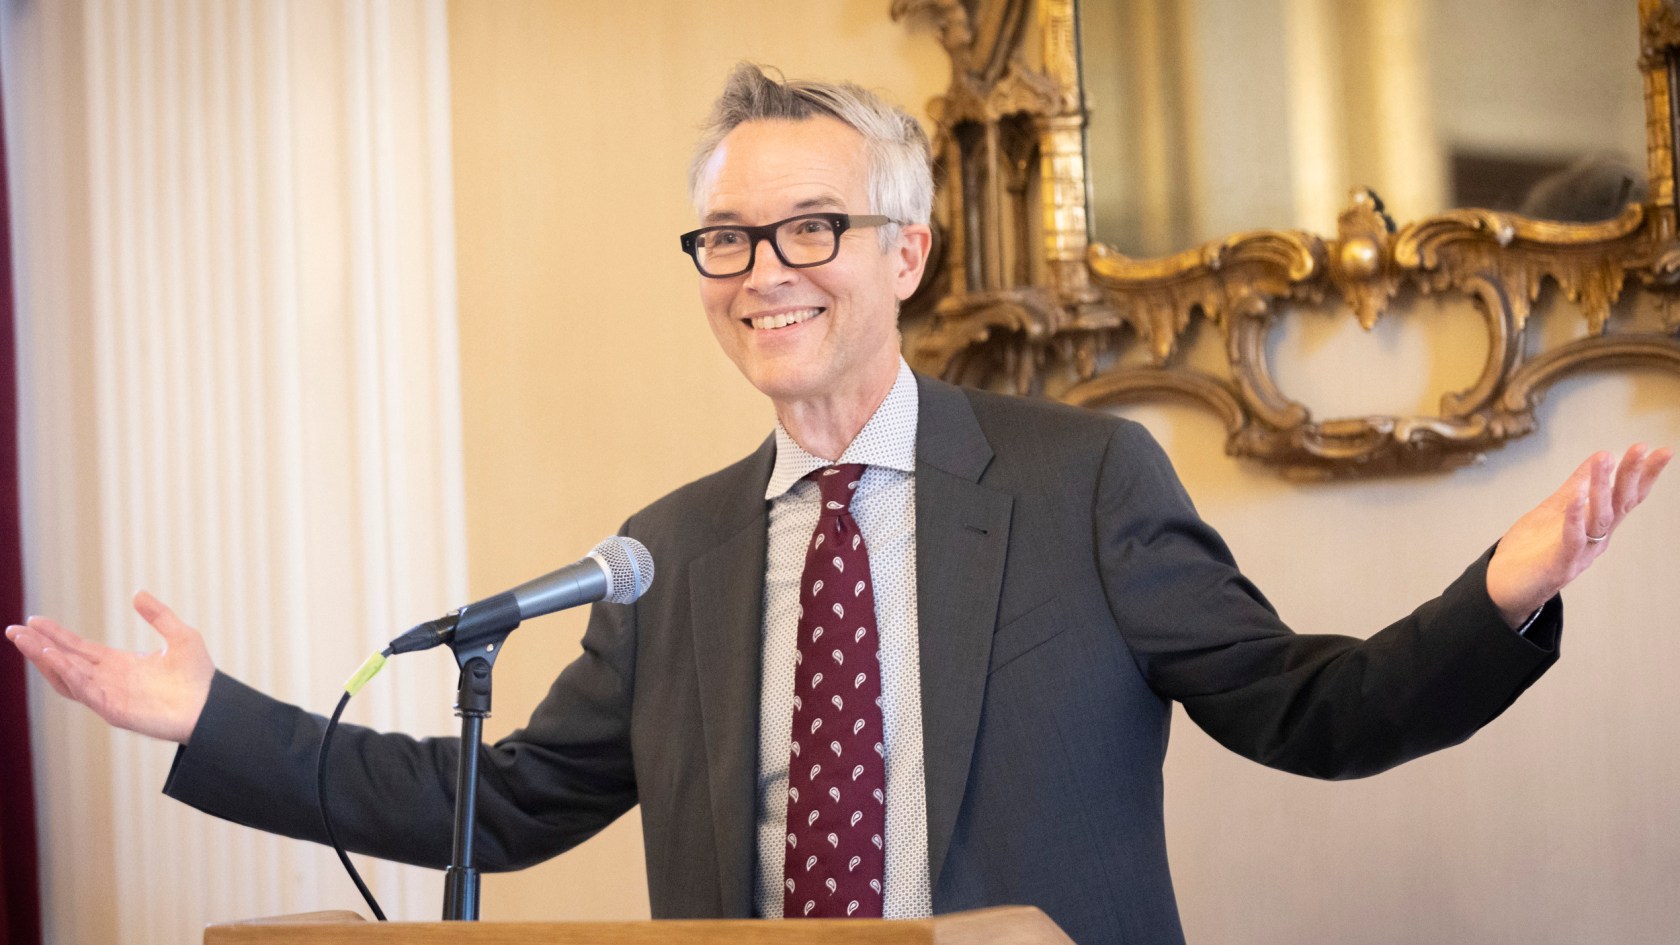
left=896, top=0, right=1680, bottom=479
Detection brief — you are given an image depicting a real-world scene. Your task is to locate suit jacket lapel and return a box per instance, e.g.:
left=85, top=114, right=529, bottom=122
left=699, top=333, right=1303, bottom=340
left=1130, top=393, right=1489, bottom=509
left=690, top=435, right=774, bottom=917
left=913, top=376, right=1013, bottom=895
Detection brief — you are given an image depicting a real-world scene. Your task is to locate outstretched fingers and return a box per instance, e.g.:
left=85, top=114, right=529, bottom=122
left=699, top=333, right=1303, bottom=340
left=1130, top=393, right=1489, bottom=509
left=1613, top=444, right=1672, bottom=518
left=1557, top=447, right=1667, bottom=546
left=1584, top=444, right=1674, bottom=544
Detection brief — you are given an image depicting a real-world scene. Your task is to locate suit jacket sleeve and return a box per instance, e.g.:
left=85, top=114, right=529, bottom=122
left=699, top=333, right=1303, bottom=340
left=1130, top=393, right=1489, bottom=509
left=1093, top=422, right=1560, bottom=779
left=162, top=587, right=643, bottom=871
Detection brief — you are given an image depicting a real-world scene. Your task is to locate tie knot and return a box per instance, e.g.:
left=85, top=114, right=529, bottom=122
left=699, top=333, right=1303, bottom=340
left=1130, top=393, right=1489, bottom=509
left=809, top=463, right=866, bottom=512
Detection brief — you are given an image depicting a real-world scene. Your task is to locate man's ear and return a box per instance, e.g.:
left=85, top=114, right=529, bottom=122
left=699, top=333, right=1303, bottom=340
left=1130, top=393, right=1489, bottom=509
left=892, top=223, right=934, bottom=301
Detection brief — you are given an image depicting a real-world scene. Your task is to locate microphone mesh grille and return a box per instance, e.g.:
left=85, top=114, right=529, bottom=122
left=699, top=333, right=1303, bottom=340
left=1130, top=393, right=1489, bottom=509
left=591, top=536, right=655, bottom=604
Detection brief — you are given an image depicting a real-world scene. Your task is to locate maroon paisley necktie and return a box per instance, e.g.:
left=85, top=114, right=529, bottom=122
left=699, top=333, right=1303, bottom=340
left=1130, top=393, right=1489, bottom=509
left=782, top=464, right=886, bottom=919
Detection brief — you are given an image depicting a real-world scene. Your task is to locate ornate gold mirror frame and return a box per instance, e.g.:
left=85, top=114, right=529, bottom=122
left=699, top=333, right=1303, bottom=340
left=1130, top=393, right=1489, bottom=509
left=893, top=0, right=1680, bottom=478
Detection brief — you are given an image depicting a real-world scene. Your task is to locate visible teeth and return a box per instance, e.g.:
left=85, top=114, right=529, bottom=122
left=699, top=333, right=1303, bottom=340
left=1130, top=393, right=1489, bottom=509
left=748, top=308, right=821, bottom=330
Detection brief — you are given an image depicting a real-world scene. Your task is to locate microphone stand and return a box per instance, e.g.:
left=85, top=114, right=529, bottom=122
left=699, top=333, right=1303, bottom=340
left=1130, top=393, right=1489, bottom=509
left=440, top=591, right=525, bottom=921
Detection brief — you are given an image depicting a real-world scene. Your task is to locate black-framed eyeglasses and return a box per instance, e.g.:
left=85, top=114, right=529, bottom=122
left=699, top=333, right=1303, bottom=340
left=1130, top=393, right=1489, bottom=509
left=678, top=212, right=896, bottom=278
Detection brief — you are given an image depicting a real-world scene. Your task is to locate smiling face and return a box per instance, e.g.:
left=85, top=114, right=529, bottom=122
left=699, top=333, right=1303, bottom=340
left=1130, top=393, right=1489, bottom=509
left=694, top=116, right=929, bottom=419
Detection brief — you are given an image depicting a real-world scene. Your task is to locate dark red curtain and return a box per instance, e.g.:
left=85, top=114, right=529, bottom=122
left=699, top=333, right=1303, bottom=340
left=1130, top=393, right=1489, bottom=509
left=0, top=52, right=43, bottom=945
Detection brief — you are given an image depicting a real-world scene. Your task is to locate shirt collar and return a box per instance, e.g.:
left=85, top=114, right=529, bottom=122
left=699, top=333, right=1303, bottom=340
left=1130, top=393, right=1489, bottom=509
left=764, top=358, right=919, bottom=500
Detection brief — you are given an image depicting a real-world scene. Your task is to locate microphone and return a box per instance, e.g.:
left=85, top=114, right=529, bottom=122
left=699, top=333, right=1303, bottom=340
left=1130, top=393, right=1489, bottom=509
left=388, top=536, right=654, bottom=655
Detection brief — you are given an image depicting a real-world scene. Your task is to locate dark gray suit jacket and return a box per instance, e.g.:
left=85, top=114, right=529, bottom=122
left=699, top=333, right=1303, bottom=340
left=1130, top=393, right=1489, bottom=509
left=166, top=374, right=1560, bottom=945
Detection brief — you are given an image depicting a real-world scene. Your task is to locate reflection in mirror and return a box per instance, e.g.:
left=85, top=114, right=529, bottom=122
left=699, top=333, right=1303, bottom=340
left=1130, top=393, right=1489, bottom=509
left=1078, top=0, right=1647, bottom=257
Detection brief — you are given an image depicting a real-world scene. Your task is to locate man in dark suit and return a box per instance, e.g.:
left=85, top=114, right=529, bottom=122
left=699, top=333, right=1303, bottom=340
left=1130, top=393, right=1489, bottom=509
left=7, top=65, right=1672, bottom=945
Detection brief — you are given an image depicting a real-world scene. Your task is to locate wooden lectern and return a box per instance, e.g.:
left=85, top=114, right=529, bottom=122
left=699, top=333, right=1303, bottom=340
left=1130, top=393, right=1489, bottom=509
left=204, top=906, right=1076, bottom=945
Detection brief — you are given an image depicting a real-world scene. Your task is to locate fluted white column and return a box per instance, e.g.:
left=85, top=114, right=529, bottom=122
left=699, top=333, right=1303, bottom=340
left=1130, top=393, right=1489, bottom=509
left=4, top=1, right=465, bottom=940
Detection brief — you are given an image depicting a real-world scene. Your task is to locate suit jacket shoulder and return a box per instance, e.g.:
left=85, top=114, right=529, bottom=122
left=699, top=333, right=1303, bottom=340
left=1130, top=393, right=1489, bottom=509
left=919, top=374, right=1186, bottom=498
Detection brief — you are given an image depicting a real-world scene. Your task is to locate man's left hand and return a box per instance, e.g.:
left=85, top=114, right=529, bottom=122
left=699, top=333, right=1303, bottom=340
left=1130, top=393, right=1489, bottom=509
left=1486, top=444, right=1672, bottom=628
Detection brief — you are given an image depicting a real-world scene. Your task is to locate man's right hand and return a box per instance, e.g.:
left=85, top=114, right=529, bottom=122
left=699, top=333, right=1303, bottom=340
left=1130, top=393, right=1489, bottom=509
left=5, top=591, right=214, bottom=744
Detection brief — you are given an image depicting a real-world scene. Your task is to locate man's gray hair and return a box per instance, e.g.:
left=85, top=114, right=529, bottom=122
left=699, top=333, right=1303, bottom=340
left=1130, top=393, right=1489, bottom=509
left=688, top=63, right=933, bottom=247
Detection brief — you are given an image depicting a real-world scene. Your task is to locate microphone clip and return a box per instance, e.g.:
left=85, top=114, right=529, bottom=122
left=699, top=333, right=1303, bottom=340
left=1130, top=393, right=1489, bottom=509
left=447, top=591, right=524, bottom=669
left=383, top=591, right=526, bottom=670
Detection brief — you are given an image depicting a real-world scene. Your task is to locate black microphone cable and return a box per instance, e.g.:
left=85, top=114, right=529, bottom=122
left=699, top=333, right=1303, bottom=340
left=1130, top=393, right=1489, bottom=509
left=315, top=647, right=394, bottom=921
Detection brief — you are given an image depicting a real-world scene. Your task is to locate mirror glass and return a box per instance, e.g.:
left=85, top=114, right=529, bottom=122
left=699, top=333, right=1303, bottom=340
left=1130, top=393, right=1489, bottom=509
left=1078, top=0, right=1647, bottom=257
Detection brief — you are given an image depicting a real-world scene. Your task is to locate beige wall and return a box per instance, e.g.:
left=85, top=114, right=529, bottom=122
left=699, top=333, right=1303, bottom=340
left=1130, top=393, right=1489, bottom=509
left=447, top=2, right=1680, bottom=942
